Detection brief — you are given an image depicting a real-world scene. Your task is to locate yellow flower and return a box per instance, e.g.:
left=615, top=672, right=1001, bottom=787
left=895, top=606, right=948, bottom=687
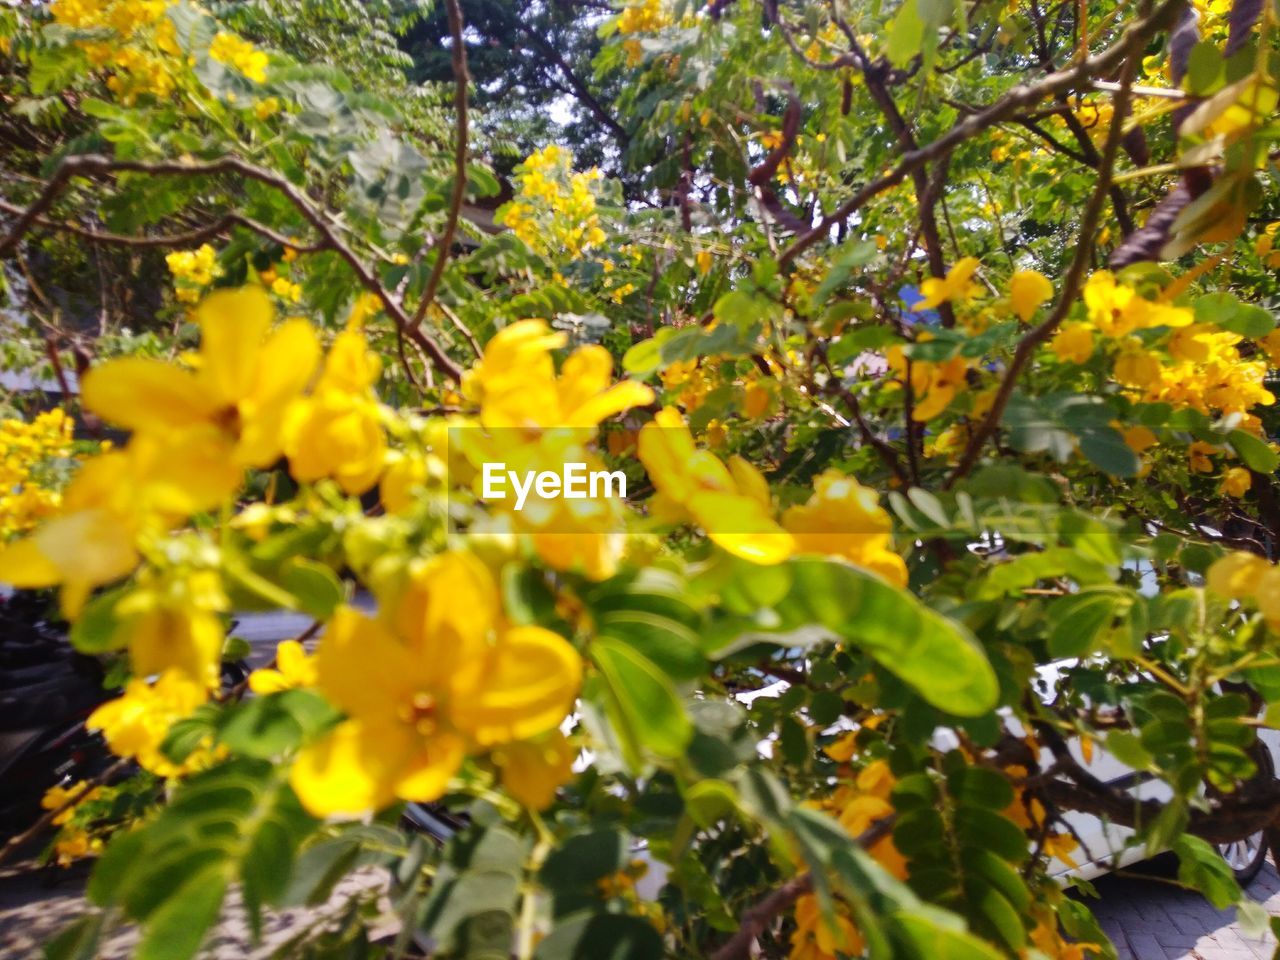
left=695, top=250, right=713, bottom=275
left=1188, top=441, right=1219, bottom=473
left=1043, top=832, right=1080, bottom=868
left=1009, top=269, right=1053, bottom=322
left=0, top=433, right=236, bottom=617
left=124, top=602, right=225, bottom=690
left=41, top=780, right=102, bottom=827
left=290, top=552, right=582, bottom=817
left=209, top=31, right=268, bottom=83
left=1207, top=551, right=1270, bottom=599
left=1049, top=323, right=1094, bottom=364
left=915, top=257, right=981, bottom=310
left=1120, top=424, right=1157, bottom=454
left=492, top=730, right=576, bottom=809
left=253, top=96, right=280, bottom=120
left=87, top=670, right=219, bottom=778
left=781, top=470, right=906, bottom=586
left=887, top=347, right=969, bottom=422
left=638, top=407, right=794, bottom=565
left=249, top=639, right=318, bottom=693
left=463, top=320, right=653, bottom=431
left=1221, top=466, right=1252, bottom=498
left=271, top=276, right=302, bottom=303
left=82, top=287, right=321, bottom=472
left=165, top=243, right=218, bottom=286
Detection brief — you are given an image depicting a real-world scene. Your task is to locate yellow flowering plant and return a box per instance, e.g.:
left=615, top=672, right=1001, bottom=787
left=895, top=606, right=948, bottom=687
left=2, top=0, right=1280, bottom=957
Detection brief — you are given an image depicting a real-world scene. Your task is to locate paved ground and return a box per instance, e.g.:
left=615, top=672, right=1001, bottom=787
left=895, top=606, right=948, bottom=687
left=1089, top=858, right=1280, bottom=960
left=3, top=857, right=1279, bottom=958
left=0, top=861, right=394, bottom=958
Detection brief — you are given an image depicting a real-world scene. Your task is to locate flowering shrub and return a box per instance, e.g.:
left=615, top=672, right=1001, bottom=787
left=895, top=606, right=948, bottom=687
left=2, top=0, right=1280, bottom=958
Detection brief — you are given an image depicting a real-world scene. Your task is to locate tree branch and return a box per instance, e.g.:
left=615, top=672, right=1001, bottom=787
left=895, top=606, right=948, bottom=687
left=0, top=154, right=462, bottom=380
left=409, top=0, right=469, bottom=334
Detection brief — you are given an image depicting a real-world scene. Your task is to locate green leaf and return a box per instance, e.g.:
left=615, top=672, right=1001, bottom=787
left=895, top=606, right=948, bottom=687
left=534, top=912, right=663, bottom=960
left=43, top=912, right=106, bottom=960
left=87, top=759, right=317, bottom=958
left=1078, top=426, right=1141, bottom=477
left=775, top=559, right=998, bottom=717
left=69, top=586, right=128, bottom=653
left=539, top=829, right=627, bottom=891
left=218, top=689, right=341, bottom=759
left=1106, top=730, right=1154, bottom=770
left=888, top=912, right=1005, bottom=960
left=1173, top=835, right=1241, bottom=909
left=1228, top=429, right=1278, bottom=472
left=886, top=0, right=925, bottom=67
left=279, top=558, right=344, bottom=619
left=1048, top=588, right=1123, bottom=658
left=590, top=638, right=692, bottom=758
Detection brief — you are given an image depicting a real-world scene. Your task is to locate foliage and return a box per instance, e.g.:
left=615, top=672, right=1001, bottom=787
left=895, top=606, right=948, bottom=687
left=1, top=0, right=1280, bottom=958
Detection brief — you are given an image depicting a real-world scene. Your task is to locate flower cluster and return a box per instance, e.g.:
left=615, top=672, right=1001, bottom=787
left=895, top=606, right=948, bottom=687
left=208, top=31, right=268, bottom=83
left=165, top=243, right=220, bottom=303
left=1051, top=272, right=1275, bottom=427
left=0, top=408, right=74, bottom=540
left=788, top=757, right=905, bottom=960
left=52, top=0, right=181, bottom=103
left=498, top=146, right=608, bottom=258
left=615, top=0, right=671, bottom=66
left=639, top=411, right=907, bottom=583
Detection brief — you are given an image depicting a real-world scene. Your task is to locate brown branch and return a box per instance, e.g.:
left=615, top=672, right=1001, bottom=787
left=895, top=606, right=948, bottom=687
left=776, top=0, right=1184, bottom=267
left=0, top=757, right=131, bottom=868
left=0, top=201, right=328, bottom=253
left=409, top=0, right=469, bottom=333
left=0, top=154, right=462, bottom=381
left=945, top=28, right=1144, bottom=487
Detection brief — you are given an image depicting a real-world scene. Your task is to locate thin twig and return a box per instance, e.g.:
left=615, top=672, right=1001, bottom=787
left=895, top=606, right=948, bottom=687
left=0, top=757, right=131, bottom=868
left=409, top=0, right=469, bottom=332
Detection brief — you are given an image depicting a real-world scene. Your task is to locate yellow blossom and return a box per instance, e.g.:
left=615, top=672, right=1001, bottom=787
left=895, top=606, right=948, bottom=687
left=492, top=731, right=576, bottom=809
left=87, top=670, right=220, bottom=778
left=1050, top=323, right=1094, bottom=364
left=781, top=470, right=907, bottom=586
left=209, top=31, right=268, bottom=83
left=249, top=639, right=318, bottom=693
left=1221, top=466, right=1252, bottom=498
left=1009, top=269, right=1053, bottom=322
left=638, top=407, right=793, bottom=565
left=915, top=257, right=981, bottom=310
left=291, top=552, right=582, bottom=816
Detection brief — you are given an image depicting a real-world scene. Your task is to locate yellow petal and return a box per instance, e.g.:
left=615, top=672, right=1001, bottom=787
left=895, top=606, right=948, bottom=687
left=35, top=509, right=137, bottom=590
left=496, top=732, right=576, bottom=809
left=565, top=380, right=654, bottom=428
left=449, top=626, right=581, bottom=746
left=81, top=358, right=213, bottom=432
left=127, top=607, right=223, bottom=689
left=131, top=428, right=242, bottom=514
left=395, top=551, right=498, bottom=670
left=252, top=318, right=321, bottom=408
left=1009, top=270, right=1053, bottom=322
left=315, top=606, right=420, bottom=721
left=290, top=718, right=401, bottom=817
left=393, top=731, right=466, bottom=802
left=0, top=536, right=61, bottom=588
left=1207, top=552, right=1270, bottom=599
left=196, top=286, right=273, bottom=407
left=688, top=491, right=794, bottom=565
